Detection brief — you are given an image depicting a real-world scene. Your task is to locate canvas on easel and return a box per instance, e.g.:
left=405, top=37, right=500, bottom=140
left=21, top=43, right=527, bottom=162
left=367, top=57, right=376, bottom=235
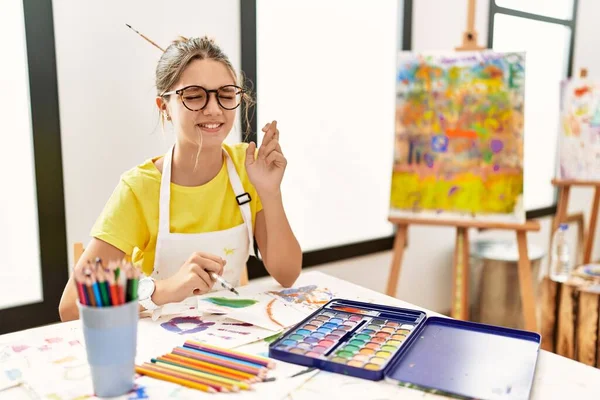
left=390, top=51, right=527, bottom=223
left=558, top=76, right=600, bottom=180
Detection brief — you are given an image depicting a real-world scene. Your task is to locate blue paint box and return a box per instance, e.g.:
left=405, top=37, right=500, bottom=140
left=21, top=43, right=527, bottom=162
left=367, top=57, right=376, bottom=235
left=269, top=299, right=541, bottom=399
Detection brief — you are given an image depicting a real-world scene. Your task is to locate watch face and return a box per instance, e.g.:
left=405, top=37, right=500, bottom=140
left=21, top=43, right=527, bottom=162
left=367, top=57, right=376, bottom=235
left=138, top=279, right=154, bottom=300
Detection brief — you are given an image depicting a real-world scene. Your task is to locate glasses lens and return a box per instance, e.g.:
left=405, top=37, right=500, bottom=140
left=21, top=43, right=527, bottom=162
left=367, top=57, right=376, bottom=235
left=181, top=86, right=207, bottom=111
left=218, top=86, right=242, bottom=110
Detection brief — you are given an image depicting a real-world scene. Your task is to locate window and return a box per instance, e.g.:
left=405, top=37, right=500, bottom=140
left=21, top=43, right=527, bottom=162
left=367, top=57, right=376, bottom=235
left=488, top=1, right=579, bottom=217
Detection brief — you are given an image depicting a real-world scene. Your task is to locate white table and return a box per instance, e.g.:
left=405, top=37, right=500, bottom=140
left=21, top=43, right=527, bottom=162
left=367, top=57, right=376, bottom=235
left=1, top=271, right=599, bottom=399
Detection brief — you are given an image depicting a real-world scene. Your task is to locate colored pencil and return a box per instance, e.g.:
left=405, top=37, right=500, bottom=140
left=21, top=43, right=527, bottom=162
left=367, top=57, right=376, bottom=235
left=184, top=340, right=276, bottom=369
left=96, top=267, right=110, bottom=306
left=95, top=258, right=111, bottom=305
left=153, top=358, right=252, bottom=389
left=76, top=281, right=87, bottom=306
left=135, top=365, right=216, bottom=393
left=150, top=359, right=247, bottom=391
left=173, top=348, right=266, bottom=376
left=162, top=353, right=257, bottom=382
left=144, top=362, right=235, bottom=392
left=181, top=344, right=266, bottom=370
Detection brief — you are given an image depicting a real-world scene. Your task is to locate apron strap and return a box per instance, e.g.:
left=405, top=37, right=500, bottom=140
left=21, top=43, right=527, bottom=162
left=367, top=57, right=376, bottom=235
left=224, top=151, right=256, bottom=257
left=158, top=145, right=175, bottom=234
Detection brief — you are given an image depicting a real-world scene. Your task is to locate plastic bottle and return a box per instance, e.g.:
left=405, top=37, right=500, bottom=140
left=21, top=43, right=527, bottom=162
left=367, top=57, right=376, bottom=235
left=550, top=224, right=571, bottom=282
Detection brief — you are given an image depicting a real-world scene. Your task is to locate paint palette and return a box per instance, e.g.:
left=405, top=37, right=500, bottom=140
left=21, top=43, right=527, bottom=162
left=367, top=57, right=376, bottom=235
left=269, top=299, right=425, bottom=380
left=269, top=299, right=542, bottom=399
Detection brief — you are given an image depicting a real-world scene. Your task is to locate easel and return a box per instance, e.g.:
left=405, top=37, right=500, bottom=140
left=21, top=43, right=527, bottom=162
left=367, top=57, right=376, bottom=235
left=550, top=68, right=600, bottom=265
left=551, top=178, right=600, bottom=264
left=386, top=0, right=542, bottom=333
left=386, top=218, right=541, bottom=332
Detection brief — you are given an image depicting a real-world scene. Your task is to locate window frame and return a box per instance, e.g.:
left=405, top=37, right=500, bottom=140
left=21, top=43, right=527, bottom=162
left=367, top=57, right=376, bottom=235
left=487, top=0, right=580, bottom=219
left=0, top=0, right=69, bottom=334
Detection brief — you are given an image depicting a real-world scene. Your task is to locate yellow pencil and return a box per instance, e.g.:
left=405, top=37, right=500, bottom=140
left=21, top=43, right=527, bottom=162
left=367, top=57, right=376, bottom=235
left=149, top=361, right=250, bottom=391
left=135, top=365, right=216, bottom=393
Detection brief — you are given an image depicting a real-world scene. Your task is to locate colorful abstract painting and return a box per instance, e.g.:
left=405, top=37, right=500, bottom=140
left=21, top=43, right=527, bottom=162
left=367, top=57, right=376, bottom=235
left=558, top=77, right=600, bottom=180
left=391, top=51, right=526, bottom=221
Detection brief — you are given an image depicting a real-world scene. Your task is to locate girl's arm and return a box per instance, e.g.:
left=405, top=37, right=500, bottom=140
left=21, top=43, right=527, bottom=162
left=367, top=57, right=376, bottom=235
left=254, top=196, right=302, bottom=287
left=246, top=120, right=302, bottom=287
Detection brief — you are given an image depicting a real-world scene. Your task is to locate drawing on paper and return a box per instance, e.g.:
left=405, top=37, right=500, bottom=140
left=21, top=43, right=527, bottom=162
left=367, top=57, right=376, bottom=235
left=267, top=285, right=334, bottom=306
left=160, top=316, right=216, bottom=335
left=391, top=51, right=526, bottom=222
left=202, top=297, right=258, bottom=308
left=558, top=78, right=600, bottom=180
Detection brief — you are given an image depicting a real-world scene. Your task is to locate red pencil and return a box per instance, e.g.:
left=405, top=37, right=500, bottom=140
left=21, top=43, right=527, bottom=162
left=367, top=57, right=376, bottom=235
left=76, top=281, right=87, bottom=305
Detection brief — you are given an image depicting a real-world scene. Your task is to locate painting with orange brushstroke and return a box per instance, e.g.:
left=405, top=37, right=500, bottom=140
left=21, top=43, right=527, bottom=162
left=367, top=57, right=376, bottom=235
left=390, top=51, right=526, bottom=222
left=558, top=77, right=600, bottom=180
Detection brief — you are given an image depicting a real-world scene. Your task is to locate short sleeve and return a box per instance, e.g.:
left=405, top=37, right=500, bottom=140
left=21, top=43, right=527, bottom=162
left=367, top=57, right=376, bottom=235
left=90, top=180, right=149, bottom=255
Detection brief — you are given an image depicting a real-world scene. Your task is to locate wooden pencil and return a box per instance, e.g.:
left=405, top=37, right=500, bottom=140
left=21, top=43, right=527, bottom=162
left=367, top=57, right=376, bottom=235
left=161, top=353, right=256, bottom=382
left=142, top=363, right=233, bottom=392
left=184, top=340, right=276, bottom=369
left=181, top=344, right=266, bottom=370
left=95, top=265, right=110, bottom=306
left=173, top=348, right=266, bottom=376
left=150, top=360, right=246, bottom=391
left=135, top=365, right=216, bottom=393
left=153, top=358, right=251, bottom=389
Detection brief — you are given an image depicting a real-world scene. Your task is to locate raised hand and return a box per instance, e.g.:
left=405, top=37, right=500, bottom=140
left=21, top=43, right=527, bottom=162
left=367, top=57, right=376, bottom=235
left=246, top=120, right=287, bottom=196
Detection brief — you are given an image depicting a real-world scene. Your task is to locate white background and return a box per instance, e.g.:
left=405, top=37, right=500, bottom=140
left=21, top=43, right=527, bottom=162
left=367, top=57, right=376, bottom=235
left=256, top=0, right=398, bottom=251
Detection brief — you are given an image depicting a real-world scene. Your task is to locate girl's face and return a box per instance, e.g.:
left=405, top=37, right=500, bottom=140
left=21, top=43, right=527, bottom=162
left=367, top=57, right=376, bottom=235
left=158, top=58, right=237, bottom=150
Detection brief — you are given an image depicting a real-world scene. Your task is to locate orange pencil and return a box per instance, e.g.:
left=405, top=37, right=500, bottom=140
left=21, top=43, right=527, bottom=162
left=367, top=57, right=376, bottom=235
left=135, top=365, right=216, bottom=393
left=147, top=361, right=243, bottom=391
left=162, top=353, right=257, bottom=382
left=157, top=356, right=254, bottom=386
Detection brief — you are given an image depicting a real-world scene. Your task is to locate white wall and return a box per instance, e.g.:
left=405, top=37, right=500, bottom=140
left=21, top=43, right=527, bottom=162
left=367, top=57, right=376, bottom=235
left=256, top=0, right=397, bottom=252
left=52, top=0, right=241, bottom=269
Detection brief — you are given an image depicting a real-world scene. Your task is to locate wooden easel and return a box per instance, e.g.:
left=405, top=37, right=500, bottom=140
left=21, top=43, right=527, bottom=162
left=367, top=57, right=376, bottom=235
left=550, top=68, right=600, bottom=265
left=386, top=218, right=541, bottom=332
left=551, top=180, right=600, bottom=264
left=386, top=0, right=541, bottom=333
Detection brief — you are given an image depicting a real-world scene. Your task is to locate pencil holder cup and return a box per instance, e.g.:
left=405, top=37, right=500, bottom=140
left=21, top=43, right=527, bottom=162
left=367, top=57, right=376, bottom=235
left=78, top=300, right=139, bottom=397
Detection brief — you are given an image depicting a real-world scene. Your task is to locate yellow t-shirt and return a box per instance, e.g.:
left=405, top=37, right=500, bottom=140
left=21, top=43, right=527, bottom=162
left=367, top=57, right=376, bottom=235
left=90, top=143, right=263, bottom=276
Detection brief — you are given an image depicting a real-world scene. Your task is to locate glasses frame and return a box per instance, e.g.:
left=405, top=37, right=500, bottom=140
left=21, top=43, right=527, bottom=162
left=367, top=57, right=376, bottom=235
left=161, top=84, right=244, bottom=112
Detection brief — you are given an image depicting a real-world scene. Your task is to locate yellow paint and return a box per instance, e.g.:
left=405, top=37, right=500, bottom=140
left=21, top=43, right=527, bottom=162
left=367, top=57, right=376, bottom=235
left=390, top=171, right=522, bottom=214
left=223, top=248, right=235, bottom=256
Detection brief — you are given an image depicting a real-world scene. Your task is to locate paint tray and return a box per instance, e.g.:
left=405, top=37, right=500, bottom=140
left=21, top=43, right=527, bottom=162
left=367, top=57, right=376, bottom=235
left=268, top=299, right=541, bottom=400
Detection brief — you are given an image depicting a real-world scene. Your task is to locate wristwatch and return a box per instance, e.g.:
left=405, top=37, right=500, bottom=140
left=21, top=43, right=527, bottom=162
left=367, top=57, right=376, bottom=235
left=138, top=277, right=160, bottom=311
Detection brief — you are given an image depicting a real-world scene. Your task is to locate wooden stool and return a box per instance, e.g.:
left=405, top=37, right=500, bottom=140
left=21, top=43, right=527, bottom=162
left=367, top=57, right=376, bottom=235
left=541, top=270, right=600, bottom=367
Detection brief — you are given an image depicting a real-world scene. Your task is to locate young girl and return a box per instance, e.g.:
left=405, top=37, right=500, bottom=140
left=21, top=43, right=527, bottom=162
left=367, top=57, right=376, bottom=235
left=58, top=36, right=302, bottom=321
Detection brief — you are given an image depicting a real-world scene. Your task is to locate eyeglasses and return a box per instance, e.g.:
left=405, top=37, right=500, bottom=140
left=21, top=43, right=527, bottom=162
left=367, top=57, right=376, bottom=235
left=161, top=85, right=243, bottom=111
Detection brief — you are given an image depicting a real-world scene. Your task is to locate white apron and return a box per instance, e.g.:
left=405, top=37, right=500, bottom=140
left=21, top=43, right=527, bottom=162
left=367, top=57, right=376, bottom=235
left=151, top=144, right=255, bottom=303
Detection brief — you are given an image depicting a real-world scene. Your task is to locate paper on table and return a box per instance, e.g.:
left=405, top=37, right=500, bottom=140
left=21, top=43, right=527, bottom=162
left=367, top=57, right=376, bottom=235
left=225, top=294, right=313, bottom=331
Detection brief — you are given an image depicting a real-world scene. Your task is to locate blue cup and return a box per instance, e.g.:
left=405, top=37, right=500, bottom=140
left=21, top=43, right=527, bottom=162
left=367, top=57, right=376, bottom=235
left=78, top=300, right=138, bottom=397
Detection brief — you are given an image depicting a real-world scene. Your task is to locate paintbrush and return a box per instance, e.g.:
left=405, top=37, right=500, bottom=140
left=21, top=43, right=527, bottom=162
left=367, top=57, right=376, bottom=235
left=125, top=24, right=165, bottom=52
left=210, top=272, right=239, bottom=296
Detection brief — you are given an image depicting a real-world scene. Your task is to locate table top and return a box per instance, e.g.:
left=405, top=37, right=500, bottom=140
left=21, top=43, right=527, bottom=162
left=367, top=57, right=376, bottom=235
left=1, top=271, right=599, bottom=399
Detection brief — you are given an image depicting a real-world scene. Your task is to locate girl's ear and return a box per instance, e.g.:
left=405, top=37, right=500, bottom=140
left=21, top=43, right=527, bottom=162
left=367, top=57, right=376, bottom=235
left=156, top=97, right=171, bottom=121
left=155, top=96, right=167, bottom=111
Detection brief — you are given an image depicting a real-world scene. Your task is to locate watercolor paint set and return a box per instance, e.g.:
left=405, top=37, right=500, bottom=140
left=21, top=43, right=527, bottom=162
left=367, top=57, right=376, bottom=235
left=269, top=299, right=542, bottom=399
